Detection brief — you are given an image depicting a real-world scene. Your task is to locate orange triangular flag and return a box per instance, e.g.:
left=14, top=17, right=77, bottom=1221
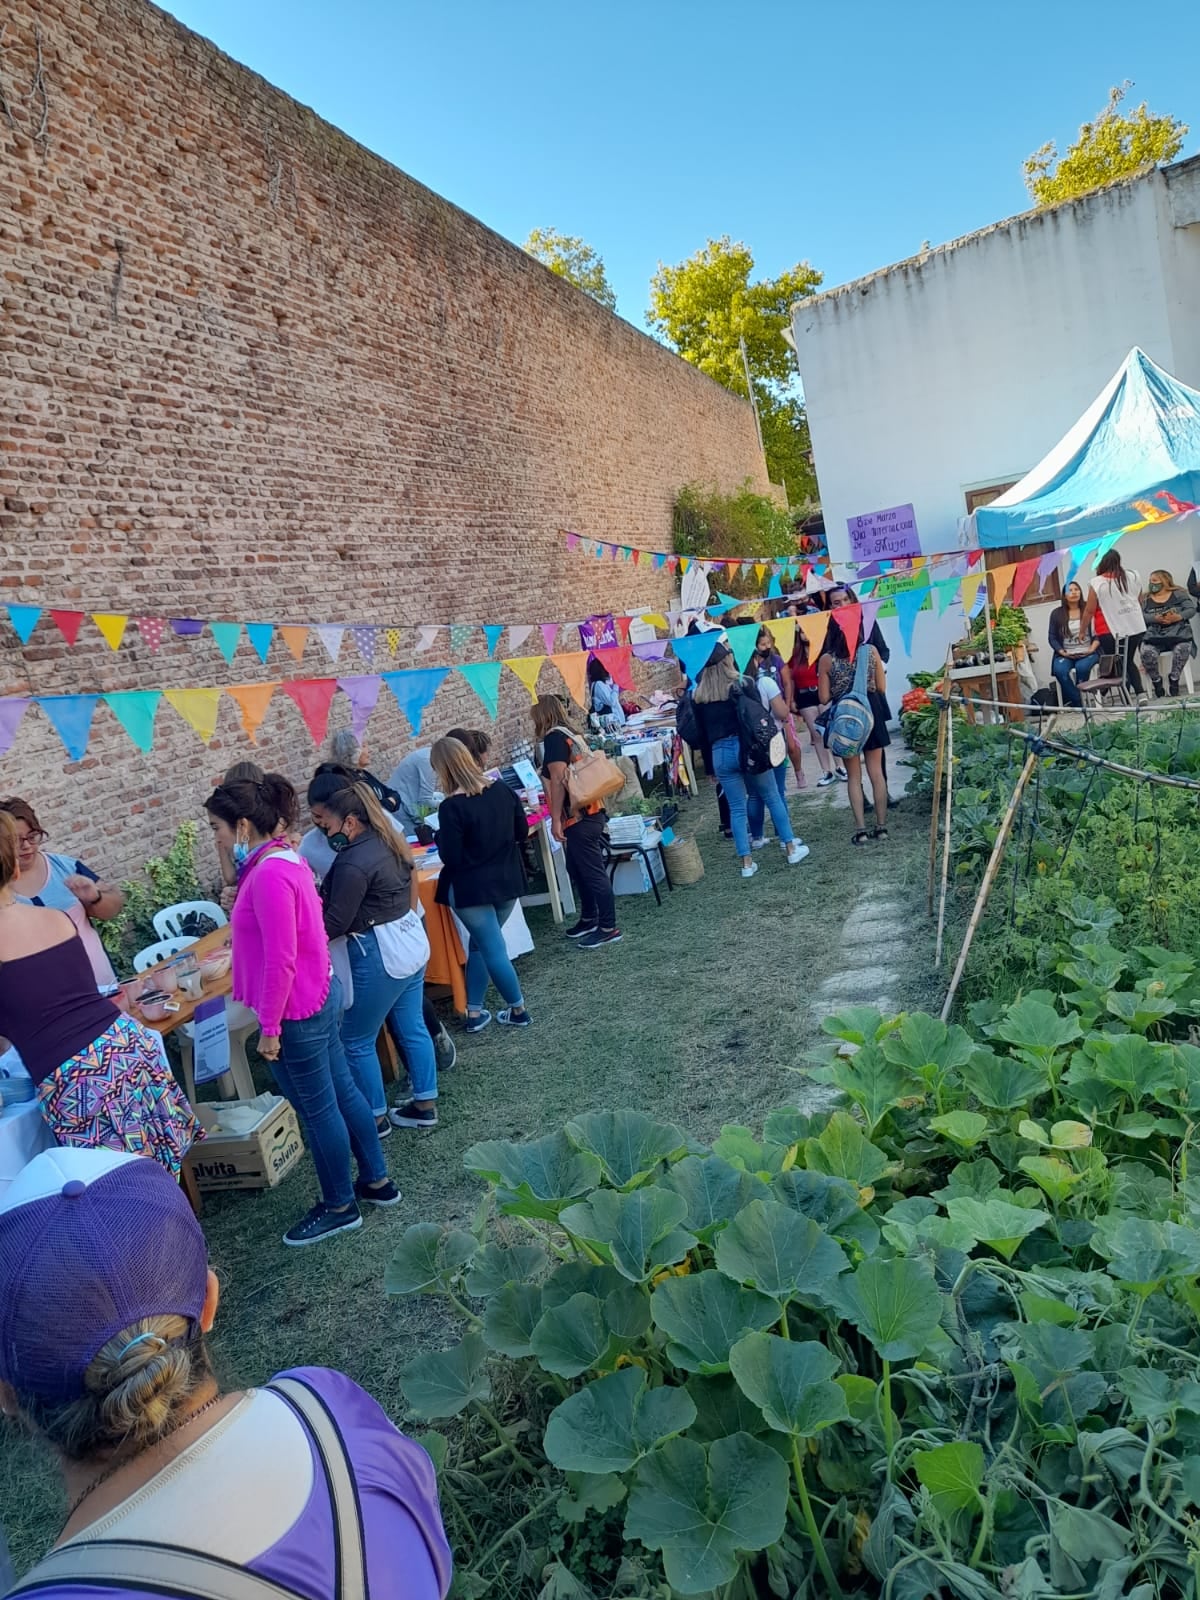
left=92, top=612, right=128, bottom=650
left=988, top=563, right=1017, bottom=607
left=798, top=612, right=830, bottom=659
left=766, top=617, right=796, bottom=661
left=164, top=688, right=223, bottom=744
left=550, top=652, right=590, bottom=708
left=226, top=683, right=279, bottom=744
left=279, top=625, right=309, bottom=663
left=504, top=656, right=545, bottom=703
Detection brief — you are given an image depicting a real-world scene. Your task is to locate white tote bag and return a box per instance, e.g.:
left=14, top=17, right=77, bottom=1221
left=372, top=910, right=430, bottom=981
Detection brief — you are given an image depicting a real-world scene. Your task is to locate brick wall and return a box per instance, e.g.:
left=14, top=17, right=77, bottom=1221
left=0, top=0, right=766, bottom=887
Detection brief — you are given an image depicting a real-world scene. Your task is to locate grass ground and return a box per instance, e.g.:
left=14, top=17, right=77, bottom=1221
left=0, top=758, right=942, bottom=1574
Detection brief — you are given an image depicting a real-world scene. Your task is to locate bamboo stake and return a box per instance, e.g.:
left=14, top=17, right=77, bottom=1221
left=926, top=650, right=954, bottom=914
left=939, top=720, right=1054, bottom=1021
left=934, top=700, right=955, bottom=966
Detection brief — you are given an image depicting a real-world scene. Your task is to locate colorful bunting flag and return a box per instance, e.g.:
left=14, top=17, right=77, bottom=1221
left=381, top=668, right=449, bottom=736
left=0, top=698, right=29, bottom=755
left=415, top=626, right=440, bottom=654
left=246, top=622, right=274, bottom=665
left=640, top=613, right=668, bottom=629
left=385, top=628, right=402, bottom=657
left=7, top=605, right=40, bottom=645
left=483, top=624, right=505, bottom=658
left=449, top=624, right=474, bottom=654
left=507, top=625, right=534, bottom=653
left=832, top=603, right=862, bottom=660
left=725, top=623, right=759, bottom=674
left=988, top=564, right=1017, bottom=608
left=934, top=577, right=960, bottom=616
left=1037, top=549, right=1065, bottom=583
left=549, top=652, right=591, bottom=708
left=136, top=617, right=166, bottom=653
left=315, top=624, right=344, bottom=664
left=961, top=572, right=984, bottom=613
left=614, top=616, right=631, bottom=646
left=594, top=646, right=635, bottom=691
left=92, top=612, right=129, bottom=651
left=766, top=617, right=796, bottom=661
left=208, top=621, right=241, bottom=664
left=164, top=687, right=222, bottom=744
left=51, top=610, right=84, bottom=646
left=798, top=613, right=830, bottom=659
left=280, top=679, right=339, bottom=746
left=767, top=574, right=783, bottom=600
left=226, top=684, right=278, bottom=745
left=457, top=660, right=503, bottom=720
left=171, top=618, right=204, bottom=636
left=504, top=656, right=545, bottom=702
left=337, top=675, right=383, bottom=739
left=540, top=623, right=559, bottom=652
left=350, top=626, right=376, bottom=668
left=632, top=640, right=669, bottom=661
left=40, top=694, right=100, bottom=762
left=1011, top=558, right=1040, bottom=607
left=859, top=597, right=883, bottom=639
left=279, top=625, right=309, bottom=662
left=103, top=691, right=161, bottom=753
left=671, top=630, right=721, bottom=684
left=893, top=585, right=928, bottom=654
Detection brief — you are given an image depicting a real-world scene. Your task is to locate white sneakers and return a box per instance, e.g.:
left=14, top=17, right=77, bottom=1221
left=741, top=861, right=759, bottom=879
left=786, top=842, right=811, bottom=865
left=750, top=836, right=769, bottom=850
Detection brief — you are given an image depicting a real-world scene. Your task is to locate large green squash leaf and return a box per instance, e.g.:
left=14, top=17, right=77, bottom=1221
left=463, top=1132, right=601, bottom=1218
left=662, top=1153, right=769, bottom=1240
left=945, top=1196, right=1050, bottom=1260
left=544, top=1366, right=697, bottom=1473
left=714, top=1198, right=849, bottom=1304
left=564, top=1108, right=686, bottom=1188
left=399, top=1331, right=491, bottom=1420
left=559, top=1188, right=694, bottom=1283
left=529, top=1292, right=611, bottom=1378
left=482, top=1282, right=543, bottom=1358
left=913, top=1440, right=984, bottom=1535
left=464, top=1241, right=548, bottom=1298
left=802, top=1111, right=892, bottom=1186
left=837, top=1257, right=943, bottom=1361
left=624, top=1432, right=790, bottom=1595
left=651, top=1269, right=780, bottom=1373
left=728, top=1332, right=848, bottom=1436
left=384, top=1223, right=476, bottom=1295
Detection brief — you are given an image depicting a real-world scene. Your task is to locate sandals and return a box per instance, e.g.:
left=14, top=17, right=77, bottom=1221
left=851, top=829, right=871, bottom=846
left=872, top=826, right=889, bottom=841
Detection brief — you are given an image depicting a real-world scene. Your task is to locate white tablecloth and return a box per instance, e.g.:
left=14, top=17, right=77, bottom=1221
left=621, top=738, right=668, bottom=780
left=0, top=1100, right=53, bottom=1198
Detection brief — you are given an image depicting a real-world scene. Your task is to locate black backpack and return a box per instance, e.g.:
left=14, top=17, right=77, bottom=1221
left=733, top=679, right=781, bottom=774
left=675, top=688, right=702, bottom=749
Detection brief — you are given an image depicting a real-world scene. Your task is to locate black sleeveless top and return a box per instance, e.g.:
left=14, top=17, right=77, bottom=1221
left=0, top=926, right=118, bottom=1084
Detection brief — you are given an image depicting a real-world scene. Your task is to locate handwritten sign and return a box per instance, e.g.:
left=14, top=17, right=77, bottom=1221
left=848, top=503, right=922, bottom=564
left=579, top=614, right=618, bottom=650
left=192, top=996, right=231, bottom=1086
left=870, top=569, right=932, bottom=619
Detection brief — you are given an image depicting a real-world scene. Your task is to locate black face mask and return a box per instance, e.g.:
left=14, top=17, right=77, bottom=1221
left=327, top=831, right=351, bottom=853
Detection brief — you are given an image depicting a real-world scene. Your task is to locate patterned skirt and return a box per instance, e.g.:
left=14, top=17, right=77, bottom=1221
left=37, top=1013, right=203, bottom=1178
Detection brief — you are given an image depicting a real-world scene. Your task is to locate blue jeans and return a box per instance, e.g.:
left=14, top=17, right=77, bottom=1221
left=344, top=931, right=409, bottom=1117
left=452, top=894, right=524, bottom=1013
left=387, top=967, right=439, bottom=1102
left=1051, top=650, right=1100, bottom=708
left=711, top=736, right=794, bottom=857
left=275, top=976, right=385, bottom=1211
left=746, top=762, right=789, bottom=841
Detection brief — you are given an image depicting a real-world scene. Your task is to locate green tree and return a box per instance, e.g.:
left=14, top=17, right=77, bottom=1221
left=1023, top=83, right=1187, bottom=207
left=523, top=227, right=617, bottom=311
left=646, top=237, right=822, bottom=502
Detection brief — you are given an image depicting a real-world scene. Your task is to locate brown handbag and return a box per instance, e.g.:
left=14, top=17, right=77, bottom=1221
left=554, top=725, right=627, bottom=812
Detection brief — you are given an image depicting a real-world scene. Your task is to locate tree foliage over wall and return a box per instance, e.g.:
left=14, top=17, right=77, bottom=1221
left=1023, top=83, right=1187, bottom=207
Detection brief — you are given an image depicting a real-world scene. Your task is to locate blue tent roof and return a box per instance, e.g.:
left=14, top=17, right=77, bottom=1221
left=974, top=349, right=1200, bottom=549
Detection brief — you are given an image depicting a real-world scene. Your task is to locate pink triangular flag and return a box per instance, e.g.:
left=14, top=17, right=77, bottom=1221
left=135, top=616, right=166, bottom=652
left=540, top=623, right=559, bottom=652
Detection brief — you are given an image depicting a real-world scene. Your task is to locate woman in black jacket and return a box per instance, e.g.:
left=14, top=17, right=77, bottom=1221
left=317, top=782, right=440, bottom=1131
left=431, top=737, right=531, bottom=1033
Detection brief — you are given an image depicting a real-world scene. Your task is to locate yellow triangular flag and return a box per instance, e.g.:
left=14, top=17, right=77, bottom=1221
left=279, top=626, right=309, bottom=663
left=164, top=688, right=223, bottom=744
left=989, top=563, right=1017, bottom=607
left=798, top=612, right=830, bottom=658
left=640, top=613, right=668, bottom=629
left=961, top=572, right=984, bottom=612
left=92, top=612, right=128, bottom=650
left=226, top=683, right=278, bottom=744
left=550, top=652, right=591, bottom=708
left=766, top=617, right=796, bottom=661
left=385, top=628, right=402, bottom=657
left=755, top=563, right=766, bottom=582
left=504, top=656, right=546, bottom=703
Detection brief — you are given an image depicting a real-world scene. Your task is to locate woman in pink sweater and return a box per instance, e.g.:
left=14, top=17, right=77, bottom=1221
left=204, top=773, right=398, bottom=1248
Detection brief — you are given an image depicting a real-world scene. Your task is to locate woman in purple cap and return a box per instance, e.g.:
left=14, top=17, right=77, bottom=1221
left=0, top=1146, right=452, bottom=1599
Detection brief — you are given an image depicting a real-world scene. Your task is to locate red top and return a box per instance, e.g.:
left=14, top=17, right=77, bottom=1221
left=791, top=658, right=819, bottom=692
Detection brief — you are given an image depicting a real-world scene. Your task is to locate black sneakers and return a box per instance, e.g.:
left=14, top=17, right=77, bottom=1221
left=566, top=920, right=598, bottom=939
left=389, top=1100, right=439, bottom=1129
left=434, top=1025, right=458, bottom=1071
left=282, top=1203, right=363, bottom=1248
left=578, top=928, right=622, bottom=950
left=355, top=1177, right=402, bottom=1208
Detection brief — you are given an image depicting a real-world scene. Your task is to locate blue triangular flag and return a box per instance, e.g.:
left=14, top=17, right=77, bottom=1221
left=104, top=691, right=161, bottom=753
left=671, top=630, right=721, bottom=683
left=893, top=583, right=929, bottom=655
left=39, top=694, right=100, bottom=762
left=7, top=605, right=41, bottom=645
left=483, top=625, right=505, bottom=658
left=725, top=623, right=760, bottom=673
left=382, top=668, right=449, bottom=736
left=209, top=622, right=242, bottom=664
left=767, top=575, right=783, bottom=600
left=456, top=661, right=503, bottom=720
left=246, top=623, right=274, bottom=665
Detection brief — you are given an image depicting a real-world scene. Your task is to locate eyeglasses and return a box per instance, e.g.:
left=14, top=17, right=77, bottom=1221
left=16, top=828, right=46, bottom=848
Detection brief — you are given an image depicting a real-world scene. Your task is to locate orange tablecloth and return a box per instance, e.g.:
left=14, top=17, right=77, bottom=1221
left=417, top=867, right=467, bottom=1014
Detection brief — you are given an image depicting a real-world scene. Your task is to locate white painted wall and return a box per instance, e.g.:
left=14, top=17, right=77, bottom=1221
left=792, top=158, right=1200, bottom=690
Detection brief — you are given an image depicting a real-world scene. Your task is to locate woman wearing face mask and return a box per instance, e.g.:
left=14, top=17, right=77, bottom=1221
left=204, top=774, right=396, bottom=1248
left=317, top=783, right=440, bottom=1134
left=1139, top=569, right=1197, bottom=696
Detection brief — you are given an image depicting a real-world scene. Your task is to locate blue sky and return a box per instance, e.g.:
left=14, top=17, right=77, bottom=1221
left=162, top=0, right=1198, bottom=323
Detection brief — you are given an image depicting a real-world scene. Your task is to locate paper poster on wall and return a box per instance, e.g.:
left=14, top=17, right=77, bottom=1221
left=847, top=503, right=922, bottom=563
left=871, top=569, right=932, bottom=619
left=192, top=996, right=231, bottom=1086
left=579, top=614, right=618, bottom=650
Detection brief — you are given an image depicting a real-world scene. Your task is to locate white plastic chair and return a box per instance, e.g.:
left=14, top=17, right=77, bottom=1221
left=1150, top=648, right=1195, bottom=696
left=152, top=900, right=226, bottom=940
left=133, top=937, right=258, bottom=1103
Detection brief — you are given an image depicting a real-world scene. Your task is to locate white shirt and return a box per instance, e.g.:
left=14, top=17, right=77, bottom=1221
left=1093, top=569, right=1145, bottom=638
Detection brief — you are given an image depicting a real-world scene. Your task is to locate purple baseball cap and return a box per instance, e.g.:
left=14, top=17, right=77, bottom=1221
left=0, top=1148, right=209, bottom=1405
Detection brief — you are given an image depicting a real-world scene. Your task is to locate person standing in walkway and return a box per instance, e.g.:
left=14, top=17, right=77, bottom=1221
left=818, top=621, right=890, bottom=846
left=1083, top=549, right=1147, bottom=700
left=747, top=630, right=809, bottom=854
left=1047, top=581, right=1100, bottom=706
left=788, top=629, right=844, bottom=787
left=319, top=783, right=441, bottom=1132
left=204, top=773, right=396, bottom=1246
left=430, top=737, right=531, bottom=1033
left=1139, top=569, right=1196, bottom=696
left=692, top=645, right=808, bottom=879
left=532, top=694, right=621, bottom=948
